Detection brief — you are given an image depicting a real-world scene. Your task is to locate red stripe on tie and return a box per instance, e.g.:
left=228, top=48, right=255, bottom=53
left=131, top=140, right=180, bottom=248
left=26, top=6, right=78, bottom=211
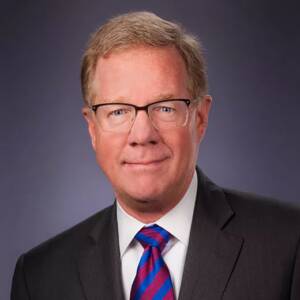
left=131, top=246, right=158, bottom=292
left=163, top=288, right=175, bottom=300
left=141, top=263, right=170, bottom=298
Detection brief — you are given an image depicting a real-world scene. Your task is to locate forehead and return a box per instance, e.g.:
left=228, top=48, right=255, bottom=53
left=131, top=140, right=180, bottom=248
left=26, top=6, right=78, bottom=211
left=92, top=45, right=190, bottom=103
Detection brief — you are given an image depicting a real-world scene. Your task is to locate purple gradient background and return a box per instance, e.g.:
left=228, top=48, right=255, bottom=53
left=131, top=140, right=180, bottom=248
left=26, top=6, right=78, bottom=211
left=1, top=1, right=299, bottom=298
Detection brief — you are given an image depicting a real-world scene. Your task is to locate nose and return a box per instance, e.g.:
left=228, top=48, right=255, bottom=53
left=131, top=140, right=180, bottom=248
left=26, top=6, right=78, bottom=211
left=127, top=110, right=160, bottom=146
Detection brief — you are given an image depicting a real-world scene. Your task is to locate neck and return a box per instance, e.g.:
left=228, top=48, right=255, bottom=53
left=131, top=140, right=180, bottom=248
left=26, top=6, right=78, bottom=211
left=117, top=200, right=177, bottom=224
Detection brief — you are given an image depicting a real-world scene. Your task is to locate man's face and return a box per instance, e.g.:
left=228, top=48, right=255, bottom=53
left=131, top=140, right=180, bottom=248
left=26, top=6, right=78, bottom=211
left=84, top=46, right=211, bottom=220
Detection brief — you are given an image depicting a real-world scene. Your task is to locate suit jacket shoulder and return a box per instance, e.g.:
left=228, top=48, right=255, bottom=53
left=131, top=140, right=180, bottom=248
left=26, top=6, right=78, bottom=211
left=179, top=169, right=300, bottom=300
left=223, top=188, right=300, bottom=241
left=11, top=204, right=125, bottom=300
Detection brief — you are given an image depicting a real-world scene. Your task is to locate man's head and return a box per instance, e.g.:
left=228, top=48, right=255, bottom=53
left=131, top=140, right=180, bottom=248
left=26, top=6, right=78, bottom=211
left=81, top=12, right=212, bottom=222
left=81, top=11, right=208, bottom=106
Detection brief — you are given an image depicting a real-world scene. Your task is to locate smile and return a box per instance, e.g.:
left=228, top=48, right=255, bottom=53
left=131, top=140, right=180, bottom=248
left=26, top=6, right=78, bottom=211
left=122, top=157, right=169, bottom=169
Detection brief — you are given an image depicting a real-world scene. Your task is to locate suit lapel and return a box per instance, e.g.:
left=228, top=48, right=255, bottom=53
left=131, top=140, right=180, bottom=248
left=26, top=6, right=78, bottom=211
left=77, top=204, right=125, bottom=300
left=179, top=169, right=244, bottom=300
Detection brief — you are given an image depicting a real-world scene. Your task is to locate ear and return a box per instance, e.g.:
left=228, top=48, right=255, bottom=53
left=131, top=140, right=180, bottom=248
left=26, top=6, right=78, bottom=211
left=195, top=95, right=212, bottom=142
left=82, top=107, right=97, bottom=151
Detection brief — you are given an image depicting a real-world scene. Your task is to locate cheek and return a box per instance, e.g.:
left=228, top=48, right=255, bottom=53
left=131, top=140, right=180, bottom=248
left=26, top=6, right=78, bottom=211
left=94, top=132, right=126, bottom=170
left=163, top=129, right=197, bottom=165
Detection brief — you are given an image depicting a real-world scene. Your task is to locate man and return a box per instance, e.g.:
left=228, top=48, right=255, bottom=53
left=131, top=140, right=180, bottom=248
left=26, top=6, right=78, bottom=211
left=11, top=11, right=300, bottom=300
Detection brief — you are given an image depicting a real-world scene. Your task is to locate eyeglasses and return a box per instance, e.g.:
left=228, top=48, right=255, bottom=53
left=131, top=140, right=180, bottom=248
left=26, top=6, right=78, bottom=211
left=90, top=99, right=195, bottom=133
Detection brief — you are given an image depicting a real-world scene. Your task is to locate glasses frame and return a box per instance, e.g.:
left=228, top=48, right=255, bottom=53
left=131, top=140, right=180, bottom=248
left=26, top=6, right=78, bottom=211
left=90, top=98, right=194, bottom=132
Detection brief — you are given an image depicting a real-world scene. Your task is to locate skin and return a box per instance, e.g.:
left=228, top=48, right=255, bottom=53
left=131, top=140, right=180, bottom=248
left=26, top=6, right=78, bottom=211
left=83, top=45, right=212, bottom=223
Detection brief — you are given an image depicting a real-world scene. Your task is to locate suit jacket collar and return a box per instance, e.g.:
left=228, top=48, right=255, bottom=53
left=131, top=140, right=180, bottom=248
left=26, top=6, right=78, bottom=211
left=78, top=204, right=125, bottom=300
left=179, top=168, right=244, bottom=300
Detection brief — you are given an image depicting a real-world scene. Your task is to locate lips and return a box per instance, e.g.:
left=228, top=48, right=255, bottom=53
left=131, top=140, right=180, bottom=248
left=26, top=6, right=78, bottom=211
left=123, top=157, right=169, bottom=165
left=122, top=156, right=170, bottom=167
left=122, top=156, right=169, bottom=165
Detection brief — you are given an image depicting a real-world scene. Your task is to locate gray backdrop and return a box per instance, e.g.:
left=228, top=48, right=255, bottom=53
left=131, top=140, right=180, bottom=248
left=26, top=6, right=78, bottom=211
left=1, top=0, right=299, bottom=298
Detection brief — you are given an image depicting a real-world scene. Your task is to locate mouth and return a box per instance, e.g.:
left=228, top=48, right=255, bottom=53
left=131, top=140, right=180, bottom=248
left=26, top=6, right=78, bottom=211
left=122, top=157, right=169, bottom=170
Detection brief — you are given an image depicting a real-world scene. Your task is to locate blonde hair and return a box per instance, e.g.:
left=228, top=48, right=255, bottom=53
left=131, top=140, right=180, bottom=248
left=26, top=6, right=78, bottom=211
left=81, top=11, right=208, bottom=105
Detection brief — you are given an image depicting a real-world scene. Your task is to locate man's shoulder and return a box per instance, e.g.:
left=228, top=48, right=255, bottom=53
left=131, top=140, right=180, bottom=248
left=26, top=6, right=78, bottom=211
left=223, top=188, right=300, bottom=234
left=22, top=204, right=115, bottom=264
left=198, top=168, right=300, bottom=231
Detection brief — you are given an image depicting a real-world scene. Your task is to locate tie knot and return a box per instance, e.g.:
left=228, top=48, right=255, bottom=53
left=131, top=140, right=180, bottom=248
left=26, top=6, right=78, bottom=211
left=135, top=224, right=171, bottom=251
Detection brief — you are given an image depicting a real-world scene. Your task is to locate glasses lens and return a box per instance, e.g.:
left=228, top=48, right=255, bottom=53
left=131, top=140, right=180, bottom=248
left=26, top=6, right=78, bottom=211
left=149, top=100, right=189, bottom=129
left=95, top=104, right=135, bottom=132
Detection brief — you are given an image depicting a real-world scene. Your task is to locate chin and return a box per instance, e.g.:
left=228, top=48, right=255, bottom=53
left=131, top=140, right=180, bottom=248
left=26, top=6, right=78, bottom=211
left=132, top=187, right=164, bottom=201
left=122, top=181, right=168, bottom=203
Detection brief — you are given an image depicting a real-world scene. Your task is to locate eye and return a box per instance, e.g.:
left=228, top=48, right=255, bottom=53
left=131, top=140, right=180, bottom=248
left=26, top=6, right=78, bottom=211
left=107, top=108, right=131, bottom=118
left=154, top=106, right=176, bottom=113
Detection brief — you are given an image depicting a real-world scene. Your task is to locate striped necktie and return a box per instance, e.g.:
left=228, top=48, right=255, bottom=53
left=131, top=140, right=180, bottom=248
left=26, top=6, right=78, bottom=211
left=130, top=224, right=175, bottom=300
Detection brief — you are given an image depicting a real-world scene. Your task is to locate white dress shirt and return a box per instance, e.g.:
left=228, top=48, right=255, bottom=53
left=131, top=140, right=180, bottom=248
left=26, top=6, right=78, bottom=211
left=116, top=171, right=198, bottom=300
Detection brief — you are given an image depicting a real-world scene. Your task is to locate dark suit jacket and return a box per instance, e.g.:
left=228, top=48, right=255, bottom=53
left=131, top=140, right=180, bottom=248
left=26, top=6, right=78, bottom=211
left=11, top=169, right=300, bottom=299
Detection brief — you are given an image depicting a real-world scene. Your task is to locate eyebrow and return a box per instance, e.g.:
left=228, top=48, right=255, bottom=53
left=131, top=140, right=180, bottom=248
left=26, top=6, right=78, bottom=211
left=95, top=94, right=177, bottom=104
left=153, top=93, right=176, bottom=100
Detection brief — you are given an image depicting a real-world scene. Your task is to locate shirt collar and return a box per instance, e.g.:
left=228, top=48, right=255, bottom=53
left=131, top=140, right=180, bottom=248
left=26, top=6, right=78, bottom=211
left=117, top=170, right=198, bottom=257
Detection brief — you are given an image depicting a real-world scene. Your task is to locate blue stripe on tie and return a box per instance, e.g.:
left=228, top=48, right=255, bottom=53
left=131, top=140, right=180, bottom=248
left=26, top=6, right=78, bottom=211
left=133, top=255, right=164, bottom=300
left=137, top=247, right=151, bottom=270
left=137, top=232, right=160, bottom=247
left=152, top=225, right=170, bottom=243
left=153, top=277, right=173, bottom=300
